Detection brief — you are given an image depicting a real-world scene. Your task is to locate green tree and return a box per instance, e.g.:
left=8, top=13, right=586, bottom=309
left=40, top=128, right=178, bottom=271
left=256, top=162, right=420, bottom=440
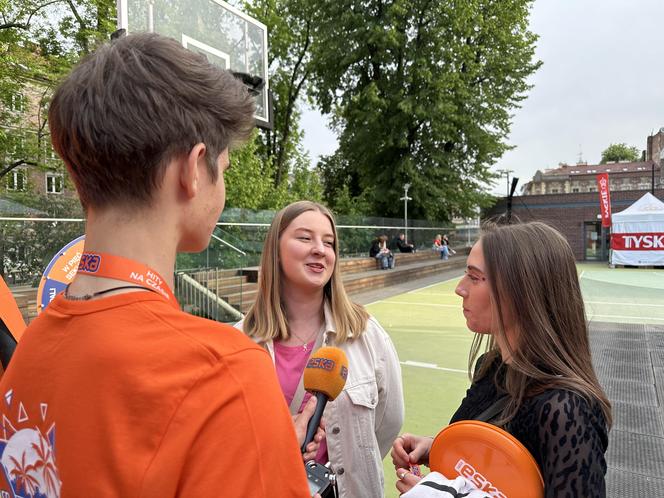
left=308, top=0, right=541, bottom=221
left=600, top=143, right=640, bottom=164
left=0, top=0, right=115, bottom=184
left=226, top=131, right=277, bottom=209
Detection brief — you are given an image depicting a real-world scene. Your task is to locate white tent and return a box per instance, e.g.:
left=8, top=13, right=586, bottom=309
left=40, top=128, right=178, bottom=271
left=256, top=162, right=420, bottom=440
left=611, top=192, right=664, bottom=266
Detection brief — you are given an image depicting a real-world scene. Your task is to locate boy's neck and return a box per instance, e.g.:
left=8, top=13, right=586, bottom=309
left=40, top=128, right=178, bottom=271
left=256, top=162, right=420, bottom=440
left=69, top=206, right=178, bottom=294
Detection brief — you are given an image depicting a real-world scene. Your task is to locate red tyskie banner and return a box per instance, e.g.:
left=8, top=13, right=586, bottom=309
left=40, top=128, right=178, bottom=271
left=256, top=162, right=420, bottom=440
left=596, top=173, right=612, bottom=228
left=611, top=232, right=664, bottom=250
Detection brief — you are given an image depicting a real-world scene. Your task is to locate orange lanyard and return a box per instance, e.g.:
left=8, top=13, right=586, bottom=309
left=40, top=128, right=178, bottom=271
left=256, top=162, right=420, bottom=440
left=77, top=252, right=179, bottom=309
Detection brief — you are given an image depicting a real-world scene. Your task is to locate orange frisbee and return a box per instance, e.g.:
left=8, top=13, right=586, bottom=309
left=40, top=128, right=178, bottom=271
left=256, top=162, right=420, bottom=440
left=429, top=420, right=544, bottom=498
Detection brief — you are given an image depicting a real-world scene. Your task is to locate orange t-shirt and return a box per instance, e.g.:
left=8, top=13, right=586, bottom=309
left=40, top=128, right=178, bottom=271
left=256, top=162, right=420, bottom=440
left=0, top=292, right=310, bottom=497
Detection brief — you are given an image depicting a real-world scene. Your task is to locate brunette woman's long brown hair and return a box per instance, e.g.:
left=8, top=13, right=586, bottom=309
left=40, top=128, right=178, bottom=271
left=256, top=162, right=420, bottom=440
left=469, top=221, right=612, bottom=427
left=243, top=201, right=369, bottom=344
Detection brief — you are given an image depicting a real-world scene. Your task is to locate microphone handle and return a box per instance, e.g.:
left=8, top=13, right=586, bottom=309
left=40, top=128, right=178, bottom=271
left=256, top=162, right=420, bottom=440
left=301, top=391, right=328, bottom=453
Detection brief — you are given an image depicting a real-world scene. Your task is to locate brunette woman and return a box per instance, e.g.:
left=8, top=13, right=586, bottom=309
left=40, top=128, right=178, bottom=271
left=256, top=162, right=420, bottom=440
left=392, top=222, right=610, bottom=498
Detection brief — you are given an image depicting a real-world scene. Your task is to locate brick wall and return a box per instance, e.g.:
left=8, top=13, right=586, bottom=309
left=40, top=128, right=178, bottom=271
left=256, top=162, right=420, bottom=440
left=486, top=189, right=664, bottom=260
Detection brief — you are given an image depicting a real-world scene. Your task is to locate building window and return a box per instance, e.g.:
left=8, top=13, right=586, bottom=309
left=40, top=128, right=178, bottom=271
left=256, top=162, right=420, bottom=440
left=41, top=139, right=59, bottom=163
left=7, top=93, right=25, bottom=113
left=46, top=173, right=64, bottom=194
left=550, top=188, right=559, bottom=194
left=587, top=187, right=596, bottom=192
left=572, top=188, right=580, bottom=193
left=6, top=169, right=26, bottom=191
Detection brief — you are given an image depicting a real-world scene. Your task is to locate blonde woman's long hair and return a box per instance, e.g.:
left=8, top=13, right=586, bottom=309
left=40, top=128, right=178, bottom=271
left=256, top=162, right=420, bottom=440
left=469, top=221, right=612, bottom=428
left=244, top=201, right=369, bottom=344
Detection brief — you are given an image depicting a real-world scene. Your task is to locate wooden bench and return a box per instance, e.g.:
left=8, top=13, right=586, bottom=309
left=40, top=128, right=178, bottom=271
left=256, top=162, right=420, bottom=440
left=11, top=246, right=470, bottom=322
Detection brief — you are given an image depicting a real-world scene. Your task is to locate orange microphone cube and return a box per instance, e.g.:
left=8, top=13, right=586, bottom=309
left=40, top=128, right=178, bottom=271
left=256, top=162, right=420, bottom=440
left=303, top=347, right=348, bottom=400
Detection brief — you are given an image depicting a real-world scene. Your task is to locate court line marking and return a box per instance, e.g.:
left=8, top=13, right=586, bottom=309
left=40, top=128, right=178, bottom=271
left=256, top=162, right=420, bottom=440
left=364, top=274, right=463, bottom=306
left=579, top=270, right=586, bottom=280
left=404, top=275, right=463, bottom=294
left=585, top=301, right=664, bottom=308
left=384, top=301, right=460, bottom=308
left=413, top=292, right=459, bottom=297
left=401, top=360, right=466, bottom=374
left=588, top=313, right=664, bottom=321
left=388, top=330, right=470, bottom=338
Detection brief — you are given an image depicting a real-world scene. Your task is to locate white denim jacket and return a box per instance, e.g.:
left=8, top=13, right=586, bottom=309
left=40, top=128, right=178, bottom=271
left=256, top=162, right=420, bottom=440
left=236, top=302, right=404, bottom=498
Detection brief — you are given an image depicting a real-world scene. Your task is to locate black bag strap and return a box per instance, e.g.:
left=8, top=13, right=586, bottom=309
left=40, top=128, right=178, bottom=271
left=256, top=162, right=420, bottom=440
left=475, top=395, right=510, bottom=424
left=0, top=319, right=17, bottom=370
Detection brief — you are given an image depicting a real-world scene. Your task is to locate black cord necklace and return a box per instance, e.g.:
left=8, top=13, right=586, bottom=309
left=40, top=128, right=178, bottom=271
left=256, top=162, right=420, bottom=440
left=63, top=284, right=158, bottom=301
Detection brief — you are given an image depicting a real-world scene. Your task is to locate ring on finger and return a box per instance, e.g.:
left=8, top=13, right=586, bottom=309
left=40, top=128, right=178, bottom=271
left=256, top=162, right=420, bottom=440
left=398, top=471, right=409, bottom=480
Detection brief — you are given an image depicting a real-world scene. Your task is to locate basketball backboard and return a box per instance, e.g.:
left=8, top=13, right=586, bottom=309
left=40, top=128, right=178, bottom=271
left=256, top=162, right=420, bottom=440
left=117, top=0, right=270, bottom=128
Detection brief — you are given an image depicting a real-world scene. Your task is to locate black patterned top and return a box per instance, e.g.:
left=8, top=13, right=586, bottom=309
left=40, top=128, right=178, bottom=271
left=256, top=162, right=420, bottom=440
left=450, top=354, right=608, bottom=498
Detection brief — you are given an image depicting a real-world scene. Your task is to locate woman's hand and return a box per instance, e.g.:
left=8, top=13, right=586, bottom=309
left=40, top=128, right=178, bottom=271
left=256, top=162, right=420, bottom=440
left=293, top=396, right=326, bottom=462
left=395, top=468, right=422, bottom=495
left=391, top=433, right=433, bottom=469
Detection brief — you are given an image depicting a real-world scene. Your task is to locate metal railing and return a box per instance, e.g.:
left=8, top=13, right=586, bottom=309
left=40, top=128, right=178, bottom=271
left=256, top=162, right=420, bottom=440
left=175, top=271, right=243, bottom=323
left=1, top=214, right=479, bottom=323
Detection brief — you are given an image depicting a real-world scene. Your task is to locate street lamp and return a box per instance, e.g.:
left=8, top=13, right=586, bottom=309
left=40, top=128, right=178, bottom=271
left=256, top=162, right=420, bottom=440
left=496, top=168, right=514, bottom=197
left=400, top=183, right=412, bottom=244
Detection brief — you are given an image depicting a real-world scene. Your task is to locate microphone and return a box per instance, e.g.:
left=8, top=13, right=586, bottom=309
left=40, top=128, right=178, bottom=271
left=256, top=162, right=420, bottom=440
left=301, top=347, right=348, bottom=453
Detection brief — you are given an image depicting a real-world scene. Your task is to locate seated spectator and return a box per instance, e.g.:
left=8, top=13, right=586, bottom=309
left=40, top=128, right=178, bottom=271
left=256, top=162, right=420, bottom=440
left=442, top=234, right=456, bottom=259
left=371, top=235, right=395, bottom=269
left=395, top=233, right=416, bottom=253
left=432, top=234, right=448, bottom=260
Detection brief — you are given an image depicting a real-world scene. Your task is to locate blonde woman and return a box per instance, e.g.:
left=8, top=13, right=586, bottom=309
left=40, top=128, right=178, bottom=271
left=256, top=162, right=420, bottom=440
left=237, top=201, right=404, bottom=498
left=392, top=222, right=611, bottom=497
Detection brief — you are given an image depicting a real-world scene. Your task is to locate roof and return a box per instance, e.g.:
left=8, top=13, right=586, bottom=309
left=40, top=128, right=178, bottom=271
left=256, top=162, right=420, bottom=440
left=0, top=198, right=45, bottom=216
left=613, top=192, right=664, bottom=222
left=542, top=160, right=658, bottom=177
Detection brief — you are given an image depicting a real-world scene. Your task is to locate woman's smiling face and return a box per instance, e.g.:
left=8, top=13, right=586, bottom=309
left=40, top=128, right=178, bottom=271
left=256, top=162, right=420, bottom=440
left=279, top=210, right=336, bottom=292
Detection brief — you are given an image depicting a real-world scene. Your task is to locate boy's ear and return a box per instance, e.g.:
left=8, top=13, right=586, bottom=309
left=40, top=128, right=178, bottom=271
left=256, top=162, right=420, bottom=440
left=180, top=143, right=207, bottom=198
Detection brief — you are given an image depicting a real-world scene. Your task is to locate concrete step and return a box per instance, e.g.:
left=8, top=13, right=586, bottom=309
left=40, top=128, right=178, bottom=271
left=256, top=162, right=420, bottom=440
left=222, top=289, right=259, bottom=306
left=343, top=257, right=466, bottom=294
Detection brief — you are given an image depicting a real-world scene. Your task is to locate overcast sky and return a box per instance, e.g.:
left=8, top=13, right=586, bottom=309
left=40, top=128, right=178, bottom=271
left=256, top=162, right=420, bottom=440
left=298, top=0, right=664, bottom=196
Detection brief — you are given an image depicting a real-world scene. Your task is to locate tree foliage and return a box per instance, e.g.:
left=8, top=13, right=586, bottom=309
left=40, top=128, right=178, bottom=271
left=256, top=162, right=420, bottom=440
left=227, top=130, right=322, bottom=210
left=0, top=0, right=116, bottom=186
left=307, top=0, right=541, bottom=221
left=600, top=143, right=640, bottom=164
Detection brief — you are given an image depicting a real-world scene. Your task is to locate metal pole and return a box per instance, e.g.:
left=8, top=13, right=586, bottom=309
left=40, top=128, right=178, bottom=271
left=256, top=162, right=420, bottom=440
left=147, top=1, right=154, bottom=33
left=404, top=196, right=408, bottom=243
left=400, top=183, right=412, bottom=244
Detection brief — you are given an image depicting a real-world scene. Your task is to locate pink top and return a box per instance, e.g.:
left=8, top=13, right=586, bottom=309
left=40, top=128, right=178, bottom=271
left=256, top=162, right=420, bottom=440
left=274, top=340, right=328, bottom=464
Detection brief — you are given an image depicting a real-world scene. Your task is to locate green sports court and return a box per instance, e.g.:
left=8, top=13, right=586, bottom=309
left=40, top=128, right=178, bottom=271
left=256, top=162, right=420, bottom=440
left=364, top=263, right=664, bottom=497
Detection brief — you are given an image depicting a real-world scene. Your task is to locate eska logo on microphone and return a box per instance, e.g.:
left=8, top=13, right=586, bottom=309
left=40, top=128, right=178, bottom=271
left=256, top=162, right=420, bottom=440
left=307, top=357, right=335, bottom=371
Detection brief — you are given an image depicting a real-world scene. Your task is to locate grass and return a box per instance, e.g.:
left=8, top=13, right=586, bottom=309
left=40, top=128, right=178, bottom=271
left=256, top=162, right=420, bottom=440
left=366, top=263, right=664, bottom=497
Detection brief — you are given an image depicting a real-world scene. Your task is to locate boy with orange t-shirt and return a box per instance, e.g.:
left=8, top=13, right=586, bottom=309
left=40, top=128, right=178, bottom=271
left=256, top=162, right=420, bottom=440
left=0, top=33, right=313, bottom=497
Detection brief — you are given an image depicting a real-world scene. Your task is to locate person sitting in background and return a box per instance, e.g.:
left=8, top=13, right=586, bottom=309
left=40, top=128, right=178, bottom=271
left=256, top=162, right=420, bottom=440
left=238, top=201, right=404, bottom=498
left=432, top=234, right=448, bottom=260
left=374, top=235, right=395, bottom=269
left=395, top=233, right=416, bottom=253
left=392, top=221, right=611, bottom=497
left=442, top=234, right=456, bottom=256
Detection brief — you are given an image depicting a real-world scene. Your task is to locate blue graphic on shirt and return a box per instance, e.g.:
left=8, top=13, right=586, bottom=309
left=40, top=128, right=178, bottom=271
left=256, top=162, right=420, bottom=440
left=0, top=394, right=60, bottom=498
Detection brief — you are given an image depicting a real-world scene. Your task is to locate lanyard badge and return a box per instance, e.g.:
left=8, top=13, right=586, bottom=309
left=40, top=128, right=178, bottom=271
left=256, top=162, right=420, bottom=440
left=77, top=252, right=179, bottom=309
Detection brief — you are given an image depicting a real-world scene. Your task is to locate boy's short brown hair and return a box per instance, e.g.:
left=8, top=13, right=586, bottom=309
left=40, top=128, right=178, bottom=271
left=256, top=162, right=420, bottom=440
left=49, top=33, right=255, bottom=209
